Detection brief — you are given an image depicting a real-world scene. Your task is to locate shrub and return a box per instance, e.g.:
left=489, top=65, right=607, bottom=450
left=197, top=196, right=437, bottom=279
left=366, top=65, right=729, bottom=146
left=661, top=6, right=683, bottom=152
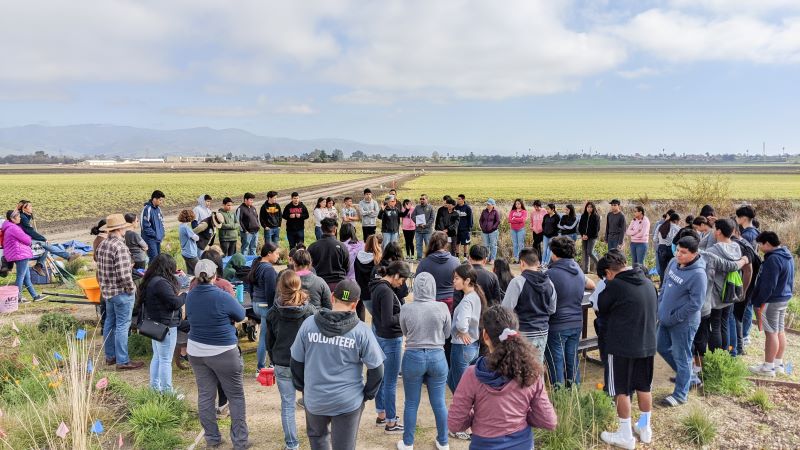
left=681, top=407, right=716, bottom=446
left=37, top=312, right=78, bottom=334
left=786, top=297, right=800, bottom=330
left=63, top=257, right=88, bottom=276
left=667, top=172, right=732, bottom=213
left=539, top=387, right=617, bottom=450
left=127, top=333, right=153, bottom=358
left=127, top=388, right=190, bottom=450
left=747, top=388, right=773, bottom=411
left=701, top=348, right=751, bottom=395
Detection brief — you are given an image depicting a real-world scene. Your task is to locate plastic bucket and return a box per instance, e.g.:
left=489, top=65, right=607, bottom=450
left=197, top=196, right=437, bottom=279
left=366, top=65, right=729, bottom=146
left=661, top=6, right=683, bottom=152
left=0, top=285, right=20, bottom=313
left=76, top=278, right=102, bottom=303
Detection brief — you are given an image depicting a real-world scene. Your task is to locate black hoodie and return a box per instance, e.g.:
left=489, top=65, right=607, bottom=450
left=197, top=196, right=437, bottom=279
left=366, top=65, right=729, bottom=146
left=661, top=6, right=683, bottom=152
left=282, top=202, right=310, bottom=232
left=378, top=206, right=401, bottom=233
left=597, top=268, right=658, bottom=358
left=500, top=270, right=556, bottom=333
left=259, top=201, right=282, bottom=229
left=578, top=213, right=601, bottom=239
left=266, top=302, right=316, bottom=366
left=435, top=208, right=460, bottom=236
left=369, top=278, right=404, bottom=338
left=236, top=203, right=260, bottom=233
left=308, top=234, right=350, bottom=284
left=542, top=213, right=560, bottom=238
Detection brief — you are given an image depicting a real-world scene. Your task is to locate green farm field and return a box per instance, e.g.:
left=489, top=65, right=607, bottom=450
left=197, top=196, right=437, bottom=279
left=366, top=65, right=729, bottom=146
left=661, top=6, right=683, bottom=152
left=402, top=170, right=800, bottom=201
left=1, top=171, right=371, bottom=223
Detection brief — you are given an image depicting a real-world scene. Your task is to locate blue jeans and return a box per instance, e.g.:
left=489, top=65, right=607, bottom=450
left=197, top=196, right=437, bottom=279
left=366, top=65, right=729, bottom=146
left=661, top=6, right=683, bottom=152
left=510, top=228, right=525, bottom=260
left=103, top=292, right=134, bottom=364
left=447, top=341, right=479, bottom=392
left=742, top=302, right=754, bottom=339
left=287, top=229, right=304, bottom=250
left=240, top=231, right=258, bottom=256
left=382, top=232, right=399, bottom=248
left=415, top=232, right=431, bottom=259
left=542, top=235, right=553, bottom=266
left=14, top=260, right=37, bottom=299
left=607, top=238, right=622, bottom=253
left=150, top=326, right=177, bottom=393
left=482, top=230, right=498, bottom=262
left=657, top=316, right=699, bottom=402
left=401, top=349, right=448, bottom=447
left=33, top=241, right=71, bottom=267
left=144, top=238, right=161, bottom=260
left=630, top=242, right=648, bottom=267
left=275, top=365, right=299, bottom=449
left=264, top=228, right=280, bottom=246
left=728, top=312, right=738, bottom=356
left=314, top=226, right=323, bottom=241
left=375, top=336, right=403, bottom=420
left=253, top=303, right=270, bottom=370
left=545, top=328, right=581, bottom=386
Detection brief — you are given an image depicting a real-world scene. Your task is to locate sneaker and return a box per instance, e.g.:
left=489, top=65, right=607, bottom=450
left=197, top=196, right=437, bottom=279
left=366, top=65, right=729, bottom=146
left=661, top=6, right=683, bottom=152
left=435, top=440, right=450, bottom=450
left=600, top=430, right=636, bottom=450
left=749, top=363, right=776, bottom=378
left=296, top=397, right=305, bottom=410
left=396, top=440, right=413, bottom=450
left=385, top=422, right=404, bottom=435
left=660, top=395, right=685, bottom=407
left=775, top=364, right=786, bottom=375
left=633, top=423, right=652, bottom=444
left=689, top=375, right=703, bottom=388
left=449, top=431, right=471, bottom=441
left=375, top=417, right=388, bottom=427
left=32, top=294, right=47, bottom=302
left=743, top=336, right=751, bottom=346
left=216, top=403, right=230, bottom=419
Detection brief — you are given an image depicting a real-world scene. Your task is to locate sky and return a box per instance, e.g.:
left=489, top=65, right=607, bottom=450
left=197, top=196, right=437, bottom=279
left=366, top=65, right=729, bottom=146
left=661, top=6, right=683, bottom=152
left=0, top=0, right=799, bottom=155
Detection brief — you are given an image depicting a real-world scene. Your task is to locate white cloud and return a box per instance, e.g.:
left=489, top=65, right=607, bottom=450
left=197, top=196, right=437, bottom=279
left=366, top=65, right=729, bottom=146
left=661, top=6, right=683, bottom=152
left=617, top=67, right=660, bottom=79
left=669, top=0, right=800, bottom=15
left=274, top=104, right=317, bottom=115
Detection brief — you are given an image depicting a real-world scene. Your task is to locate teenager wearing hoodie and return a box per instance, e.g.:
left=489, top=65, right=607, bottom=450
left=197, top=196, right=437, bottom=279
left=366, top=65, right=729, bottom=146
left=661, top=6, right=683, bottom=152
left=598, top=251, right=658, bottom=449
left=501, top=248, right=556, bottom=363
left=397, top=272, right=452, bottom=450
left=529, top=200, right=547, bottom=259
left=415, top=231, right=460, bottom=313
left=545, top=237, right=595, bottom=387
left=541, top=203, right=560, bottom=267
left=2, top=209, right=42, bottom=301
left=248, top=242, right=281, bottom=373
left=412, top=194, right=435, bottom=259
left=289, top=249, right=332, bottom=310
left=448, top=306, right=557, bottom=450
left=339, top=223, right=363, bottom=282
left=704, top=219, right=744, bottom=352
left=435, top=198, right=461, bottom=256
left=123, top=213, right=149, bottom=270
left=359, top=189, right=380, bottom=240
left=735, top=205, right=759, bottom=246
left=15, top=200, right=76, bottom=275
left=557, top=204, right=578, bottom=241
left=236, top=193, right=260, bottom=256
left=749, top=231, right=795, bottom=378
left=178, top=209, right=200, bottom=274
left=308, top=218, right=350, bottom=291
left=290, top=280, right=385, bottom=450
left=218, top=198, right=239, bottom=257
left=399, top=199, right=417, bottom=259
left=141, top=190, right=165, bottom=259
left=378, top=196, right=402, bottom=248
left=657, top=236, right=708, bottom=408
left=455, top=194, right=474, bottom=259
left=193, top=194, right=213, bottom=226
left=283, top=192, right=310, bottom=250
left=266, top=270, right=317, bottom=450
left=370, top=261, right=411, bottom=435
left=355, top=234, right=382, bottom=320
left=507, top=199, right=528, bottom=263
left=626, top=205, right=650, bottom=269
left=259, top=191, right=282, bottom=246
left=449, top=264, right=487, bottom=395
left=479, top=199, right=501, bottom=263
left=577, top=201, right=601, bottom=273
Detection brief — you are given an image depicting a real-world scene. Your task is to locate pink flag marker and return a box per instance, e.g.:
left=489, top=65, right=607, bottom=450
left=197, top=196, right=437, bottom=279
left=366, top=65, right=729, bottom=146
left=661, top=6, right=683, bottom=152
left=95, top=377, right=109, bottom=390
left=56, top=421, right=69, bottom=439
left=118, top=434, right=124, bottom=448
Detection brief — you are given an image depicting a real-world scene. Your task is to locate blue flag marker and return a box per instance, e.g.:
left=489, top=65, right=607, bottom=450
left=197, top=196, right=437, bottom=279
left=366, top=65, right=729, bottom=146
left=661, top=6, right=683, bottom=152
left=91, top=420, right=103, bottom=434
left=76, top=329, right=86, bottom=341
left=54, top=352, right=63, bottom=361
left=87, top=360, right=94, bottom=374
left=637, top=415, right=648, bottom=430
left=786, top=362, right=793, bottom=375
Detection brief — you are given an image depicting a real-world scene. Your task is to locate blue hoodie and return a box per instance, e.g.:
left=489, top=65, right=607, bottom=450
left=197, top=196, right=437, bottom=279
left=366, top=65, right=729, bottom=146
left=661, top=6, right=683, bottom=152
left=415, top=250, right=460, bottom=300
left=141, top=200, right=165, bottom=241
left=658, top=256, right=707, bottom=327
left=547, top=257, right=586, bottom=332
left=751, top=246, right=795, bottom=307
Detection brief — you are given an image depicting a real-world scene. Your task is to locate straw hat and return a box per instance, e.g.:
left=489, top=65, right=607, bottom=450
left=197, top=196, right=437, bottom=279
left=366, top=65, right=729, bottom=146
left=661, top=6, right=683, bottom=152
left=100, top=214, right=132, bottom=232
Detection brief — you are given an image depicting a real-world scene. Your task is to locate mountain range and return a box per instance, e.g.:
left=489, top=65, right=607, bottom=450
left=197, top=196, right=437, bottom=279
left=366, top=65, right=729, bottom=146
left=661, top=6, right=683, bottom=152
left=0, top=124, right=455, bottom=158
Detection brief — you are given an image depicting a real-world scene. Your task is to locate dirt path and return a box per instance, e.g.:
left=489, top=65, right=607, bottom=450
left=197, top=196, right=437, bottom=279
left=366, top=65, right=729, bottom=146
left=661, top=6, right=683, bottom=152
left=42, top=172, right=411, bottom=244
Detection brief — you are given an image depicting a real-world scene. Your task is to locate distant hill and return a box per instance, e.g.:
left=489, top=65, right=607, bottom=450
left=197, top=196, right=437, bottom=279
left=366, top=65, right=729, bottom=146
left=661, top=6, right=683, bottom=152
left=0, top=124, right=449, bottom=158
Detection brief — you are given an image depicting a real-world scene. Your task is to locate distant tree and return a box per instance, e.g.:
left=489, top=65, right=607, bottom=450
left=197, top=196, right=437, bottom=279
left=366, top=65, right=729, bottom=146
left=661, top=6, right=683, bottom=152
left=350, top=150, right=367, bottom=161
left=431, top=151, right=440, bottom=162
left=332, top=149, right=344, bottom=161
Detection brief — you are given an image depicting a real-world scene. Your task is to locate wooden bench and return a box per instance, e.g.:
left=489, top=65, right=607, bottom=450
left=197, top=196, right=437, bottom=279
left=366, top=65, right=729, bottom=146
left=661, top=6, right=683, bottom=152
left=580, top=298, right=603, bottom=365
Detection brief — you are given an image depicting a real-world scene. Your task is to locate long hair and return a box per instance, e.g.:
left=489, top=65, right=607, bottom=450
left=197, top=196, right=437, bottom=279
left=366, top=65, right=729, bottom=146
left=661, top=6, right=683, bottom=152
left=513, top=198, right=526, bottom=211
left=90, top=219, right=107, bottom=236
left=565, top=204, right=576, bottom=219
left=137, top=254, right=179, bottom=304
left=382, top=242, right=403, bottom=263
left=659, top=212, right=681, bottom=238
left=583, top=201, right=598, bottom=217
left=454, top=264, right=487, bottom=317
left=483, top=305, right=543, bottom=387
left=247, top=241, right=279, bottom=284
left=425, top=231, right=449, bottom=256
left=364, top=234, right=383, bottom=264
left=492, top=258, right=514, bottom=293
left=339, top=223, right=358, bottom=244
left=278, top=270, right=308, bottom=306
left=314, top=196, right=325, bottom=209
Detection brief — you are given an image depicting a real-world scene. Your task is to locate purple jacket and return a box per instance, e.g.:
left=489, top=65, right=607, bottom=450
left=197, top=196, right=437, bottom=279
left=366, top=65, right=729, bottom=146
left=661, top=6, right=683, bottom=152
left=479, top=208, right=501, bottom=234
left=344, top=239, right=364, bottom=281
left=1, top=220, right=33, bottom=262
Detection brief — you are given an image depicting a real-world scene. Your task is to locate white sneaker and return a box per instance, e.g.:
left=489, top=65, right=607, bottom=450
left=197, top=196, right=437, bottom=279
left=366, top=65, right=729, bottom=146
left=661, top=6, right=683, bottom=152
left=396, top=440, right=413, bottom=450
left=601, top=430, right=636, bottom=450
left=449, top=431, right=471, bottom=441
left=742, top=336, right=751, bottom=346
left=775, top=364, right=785, bottom=375
left=435, top=440, right=450, bottom=450
left=749, top=363, right=776, bottom=378
left=633, top=423, right=652, bottom=444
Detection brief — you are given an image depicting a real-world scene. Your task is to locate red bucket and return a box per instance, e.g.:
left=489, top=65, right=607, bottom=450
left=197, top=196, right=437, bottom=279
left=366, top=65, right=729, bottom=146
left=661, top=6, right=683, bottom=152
left=0, top=286, right=20, bottom=313
left=257, top=367, right=275, bottom=386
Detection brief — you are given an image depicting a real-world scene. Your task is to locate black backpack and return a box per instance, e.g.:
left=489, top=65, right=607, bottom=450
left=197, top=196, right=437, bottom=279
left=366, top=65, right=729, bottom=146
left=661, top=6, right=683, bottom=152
left=733, top=237, right=761, bottom=299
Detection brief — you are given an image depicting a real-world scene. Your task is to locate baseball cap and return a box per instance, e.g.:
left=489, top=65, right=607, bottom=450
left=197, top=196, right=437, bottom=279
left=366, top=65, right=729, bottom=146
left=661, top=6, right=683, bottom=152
left=195, top=259, right=218, bottom=278
left=486, top=198, right=496, bottom=206
left=333, top=279, right=361, bottom=302
left=610, top=199, right=621, bottom=205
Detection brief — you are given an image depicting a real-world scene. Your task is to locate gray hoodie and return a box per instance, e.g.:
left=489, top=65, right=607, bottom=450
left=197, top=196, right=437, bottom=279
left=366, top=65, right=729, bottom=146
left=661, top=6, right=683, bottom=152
left=193, top=195, right=212, bottom=223
left=358, top=199, right=379, bottom=227
left=400, top=273, right=452, bottom=349
left=701, top=241, right=741, bottom=313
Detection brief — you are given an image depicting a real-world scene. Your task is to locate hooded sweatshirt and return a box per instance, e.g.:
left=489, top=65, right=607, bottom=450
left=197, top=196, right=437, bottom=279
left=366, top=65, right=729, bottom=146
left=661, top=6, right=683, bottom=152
left=501, top=270, right=557, bottom=335
left=448, top=360, right=557, bottom=445
left=378, top=206, right=401, bottom=233
left=751, top=246, right=795, bottom=307
left=344, top=239, right=364, bottom=281
left=400, top=272, right=452, bottom=349
left=223, top=253, right=247, bottom=281
left=578, top=213, right=601, bottom=239
left=542, top=213, right=560, bottom=238
left=1, top=220, right=33, bottom=262
left=141, top=200, right=165, bottom=241
left=658, top=256, right=708, bottom=327
left=358, top=199, right=380, bottom=227
left=354, top=251, right=376, bottom=301
left=705, top=241, right=742, bottom=310
left=558, top=215, right=578, bottom=235
left=278, top=269, right=332, bottom=310
left=249, top=261, right=277, bottom=309
left=508, top=209, right=528, bottom=232
left=18, top=212, right=46, bottom=242
left=178, top=222, right=199, bottom=258
left=435, top=208, right=460, bottom=237
left=605, top=211, right=626, bottom=243
left=479, top=208, right=501, bottom=234
left=282, top=202, right=310, bottom=232
left=626, top=216, right=651, bottom=243
left=455, top=203, right=473, bottom=232
left=236, top=203, right=260, bottom=233
left=193, top=195, right=212, bottom=224
left=290, top=310, right=385, bottom=416
left=598, top=267, right=658, bottom=358
left=308, top=234, right=350, bottom=284
left=370, top=278, right=404, bottom=338
left=415, top=250, right=460, bottom=302
left=259, top=200, right=282, bottom=229
left=266, top=300, right=316, bottom=367
left=452, top=290, right=482, bottom=344
left=547, top=258, right=587, bottom=332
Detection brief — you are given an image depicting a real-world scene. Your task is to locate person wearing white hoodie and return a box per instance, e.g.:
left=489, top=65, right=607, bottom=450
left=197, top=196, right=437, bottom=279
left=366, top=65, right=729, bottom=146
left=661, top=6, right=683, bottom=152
left=193, top=194, right=213, bottom=226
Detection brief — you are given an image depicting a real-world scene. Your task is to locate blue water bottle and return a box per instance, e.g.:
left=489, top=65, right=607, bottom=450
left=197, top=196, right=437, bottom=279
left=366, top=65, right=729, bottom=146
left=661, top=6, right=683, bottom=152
left=235, top=284, right=244, bottom=304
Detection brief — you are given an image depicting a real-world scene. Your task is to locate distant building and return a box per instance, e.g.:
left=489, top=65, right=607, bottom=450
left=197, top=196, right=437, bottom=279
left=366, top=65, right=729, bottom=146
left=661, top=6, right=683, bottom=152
left=83, top=160, right=118, bottom=166
left=137, top=158, right=165, bottom=163
left=166, top=156, right=207, bottom=163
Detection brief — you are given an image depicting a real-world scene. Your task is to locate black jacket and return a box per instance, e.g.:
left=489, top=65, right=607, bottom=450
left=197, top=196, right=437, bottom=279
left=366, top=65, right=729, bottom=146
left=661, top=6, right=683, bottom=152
left=266, top=302, right=316, bottom=367
left=435, top=208, right=460, bottom=237
left=558, top=215, right=577, bottom=236
left=369, top=278, right=403, bottom=339
left=512, top=270, right=555, bottom=333
left=259, top=201, right=282, bottom=229
left=454, top=264, right=502, bottom=309
left=282, top=203, right=310, bottom=232
left=597, top=268, right=658, bottom=358
left=378, top=207, right=401, bottom=233
left=236, top=204, right=260, bottom=233
left=371, top=260, right=409, bottom=300
left=355, top=258, right=376, bottom=302
left=578, top=213, right=601, bottom=239
left=542, top=214, right=560, bottom=238
left=141, top=276, right=186, bottom=327
left=308, top=235, right=350, bottom=284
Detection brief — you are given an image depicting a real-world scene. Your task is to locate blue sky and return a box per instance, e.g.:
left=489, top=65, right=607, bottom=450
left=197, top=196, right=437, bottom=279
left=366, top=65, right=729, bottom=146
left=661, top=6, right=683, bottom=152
left=1, top=0, right=798, bottom=155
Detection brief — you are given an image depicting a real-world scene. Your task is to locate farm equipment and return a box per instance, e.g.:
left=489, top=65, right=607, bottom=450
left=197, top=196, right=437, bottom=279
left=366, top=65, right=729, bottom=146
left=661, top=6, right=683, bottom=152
left=42, top=277, right=102, bottom=305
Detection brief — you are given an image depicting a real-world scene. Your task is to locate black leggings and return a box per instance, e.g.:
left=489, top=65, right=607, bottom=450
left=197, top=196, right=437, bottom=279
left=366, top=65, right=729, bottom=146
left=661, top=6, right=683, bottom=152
left=709, top=306, right=732, bottom=352
left=403, top=230, right=415, bottom=256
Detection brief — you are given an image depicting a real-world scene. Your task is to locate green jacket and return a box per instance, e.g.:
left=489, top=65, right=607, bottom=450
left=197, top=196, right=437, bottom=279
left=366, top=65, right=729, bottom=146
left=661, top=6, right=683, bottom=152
left=218, top=208, right=239, bottom=242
